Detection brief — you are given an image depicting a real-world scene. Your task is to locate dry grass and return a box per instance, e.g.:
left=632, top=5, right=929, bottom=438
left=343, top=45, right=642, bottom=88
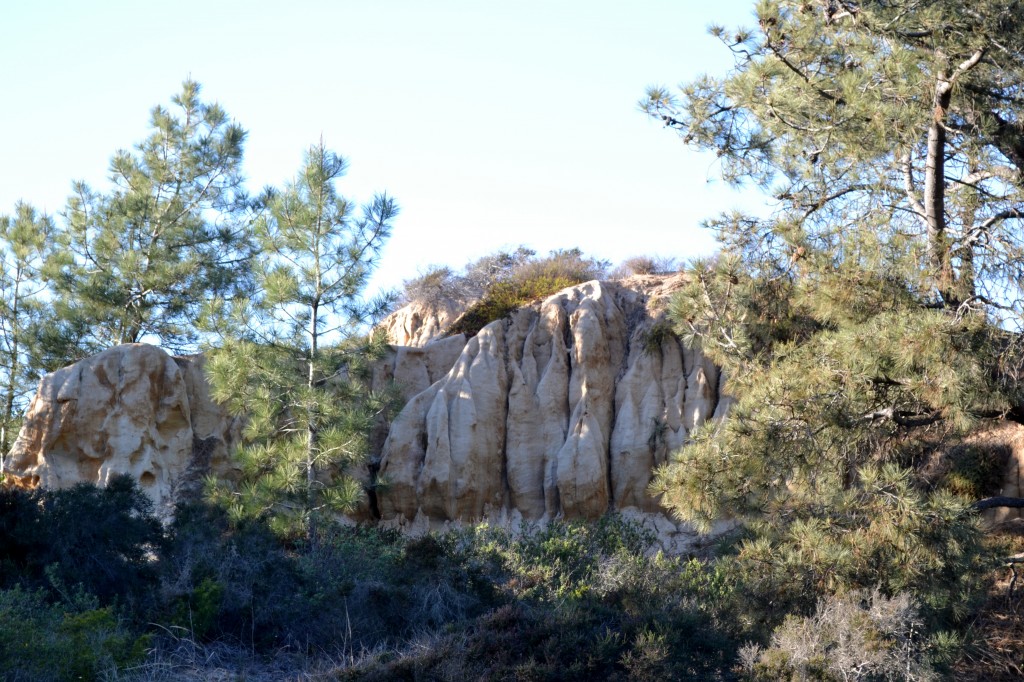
left=119, top=637, right=386, bottom=682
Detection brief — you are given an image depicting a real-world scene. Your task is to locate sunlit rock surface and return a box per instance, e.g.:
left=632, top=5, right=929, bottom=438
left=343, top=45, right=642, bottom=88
left=3, top=344, right=241, bottom=514
left=376, top=275, right=729, bottom=543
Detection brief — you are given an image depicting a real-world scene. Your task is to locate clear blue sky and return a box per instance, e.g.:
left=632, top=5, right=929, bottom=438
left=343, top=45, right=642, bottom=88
left=0, top=1, right=764, bottom=296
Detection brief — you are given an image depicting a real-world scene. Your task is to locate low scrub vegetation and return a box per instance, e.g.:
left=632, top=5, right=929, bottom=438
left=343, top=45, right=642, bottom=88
left=0, top=475, right=1016, bottom=680
left=609, top=255, right=679, bottom=278
left=401, top=247, right=611, bottom=337
left=400, top=249, right=689, bottom=338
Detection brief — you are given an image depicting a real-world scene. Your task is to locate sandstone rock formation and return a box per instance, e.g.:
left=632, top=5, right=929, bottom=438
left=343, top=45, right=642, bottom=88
left=380, top=295, right=467, bottom=347
left=375, top=275, right=728, bottom=535
left=2, top=345, right=242, bottom=514
left=3, top=275, right=731, bottom=550
left=373, top=334, right=469, bottom=403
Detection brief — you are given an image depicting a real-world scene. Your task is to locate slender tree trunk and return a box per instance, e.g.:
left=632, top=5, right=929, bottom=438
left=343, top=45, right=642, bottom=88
left=306, top=300, right=319, bottom=540
left=1, top=384, right=16, bottom=458
left=2, top=271, right=23, bottom=458
left=925, top=71, right=955, bottom=303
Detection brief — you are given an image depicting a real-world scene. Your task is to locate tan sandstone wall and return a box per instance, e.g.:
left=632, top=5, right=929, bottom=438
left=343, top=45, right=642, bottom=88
left=375, top=276, right=729, bottom=536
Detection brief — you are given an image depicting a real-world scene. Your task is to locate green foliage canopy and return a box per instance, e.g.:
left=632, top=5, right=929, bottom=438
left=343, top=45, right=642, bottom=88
left=0, top=203, right=58, bottom=455
left=51, top=79, right=256, bottom=355
left=206, top=141, right=398, bottom=537
left=645, top=0, right=1024, bottom=632
left=644, top=0, right=1024, bottom=319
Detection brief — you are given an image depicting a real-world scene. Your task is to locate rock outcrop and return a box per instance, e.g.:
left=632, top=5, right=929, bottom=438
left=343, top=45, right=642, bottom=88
left=2, top=345, right=242, bottom=513
left=3, top=275, right=730, bottom=549
left=376, top=275, right=727, bottom=536
left=380, top=295, right=468, bottom=348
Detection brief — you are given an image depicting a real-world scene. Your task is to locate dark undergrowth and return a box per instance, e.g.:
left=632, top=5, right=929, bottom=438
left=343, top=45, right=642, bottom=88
left=0, top=476, right=1017, bottom=680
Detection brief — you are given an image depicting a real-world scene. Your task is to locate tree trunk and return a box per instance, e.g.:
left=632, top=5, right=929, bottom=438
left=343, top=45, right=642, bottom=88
left=925, top=70, right=955, bottom=303
left=306, top=300, right=319, bottom=540
left=973, top=496, right=1024, bottom=511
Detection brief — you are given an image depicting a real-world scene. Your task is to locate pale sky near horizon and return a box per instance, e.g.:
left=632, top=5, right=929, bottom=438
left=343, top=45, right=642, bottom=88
left=1, top=1, right=765, bottom=297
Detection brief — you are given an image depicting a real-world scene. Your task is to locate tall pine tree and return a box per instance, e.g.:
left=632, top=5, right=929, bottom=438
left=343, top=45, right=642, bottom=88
left=644, top=0, right=1023, bottom=633
left=51, top=80, right=256, bottom=355
left=0, top=203, right=56, bottom=457
left=206, top=141, right=397, bottom=537
left=644, top=0, right=1024, bottom=316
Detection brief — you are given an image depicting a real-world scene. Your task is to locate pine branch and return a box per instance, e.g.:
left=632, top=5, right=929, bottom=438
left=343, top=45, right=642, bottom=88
left=859, top=406, right=942, bottom=427
left=973, top=497, right=1024, bottom=511
left=762, top=36, right=846, bottom=106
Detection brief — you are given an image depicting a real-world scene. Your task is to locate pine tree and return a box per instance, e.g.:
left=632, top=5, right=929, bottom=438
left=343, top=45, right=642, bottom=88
left=51, top=80, right=256, bottom=355
left=643, top=0, right=1024, bottom=316
left=643, top=0, right=1023, bottom=630
left=0, top=203, right=56, bottom=457
left=205, top=141, right=398, bottom=537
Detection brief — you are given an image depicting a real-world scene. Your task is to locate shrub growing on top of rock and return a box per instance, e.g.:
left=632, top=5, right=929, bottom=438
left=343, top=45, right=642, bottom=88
left=610, top=255, right=679, bottom=278
left=436, top=247, right=610, bottom=337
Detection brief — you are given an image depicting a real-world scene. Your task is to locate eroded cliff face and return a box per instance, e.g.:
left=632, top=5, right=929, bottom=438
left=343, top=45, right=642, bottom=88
left=2, top=275, right=730, bottom=548
left=375, top=275, right=728, bottom=536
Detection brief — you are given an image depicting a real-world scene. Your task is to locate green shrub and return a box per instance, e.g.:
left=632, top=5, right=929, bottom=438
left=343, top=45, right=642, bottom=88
left=0, top=586, right=148, bottom=681
left=446, top=248, right=609, bottom=337
left=444, top=280, right=529, bottom=337
left=168, top=577, right=224, bottom=640
left=395, top=247, right=609, bottom=337
left=401, top=265, right=462, bottom=306
left=147, top=509, right=746, bottom=677
left=738, top=589, right=938, bottom=682
left=0, top=476, right=163, bottom=613
left=611, top=255, right=679, bottom=278
left=339, top=517, right=740, bottom=679
left=160, top=501, right=304, bottom=649
left=160, top=506, right=496, bottom=653
left=639, top=320, right=677, bottom=355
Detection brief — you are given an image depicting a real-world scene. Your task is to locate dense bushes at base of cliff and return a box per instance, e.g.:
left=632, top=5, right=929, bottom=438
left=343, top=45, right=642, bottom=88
left=0, top=478, right=743, bottom=679
left=0, top=477, right=160, bottom=681
left=155, top=507, right=744, bottom=676
left=0, top=475, right=163, bottom=610
left=0, top=587, right=149, bottom=682
left=343, top=520, right=740, bottom=681
left=0, top=477, right=1014, bottom=680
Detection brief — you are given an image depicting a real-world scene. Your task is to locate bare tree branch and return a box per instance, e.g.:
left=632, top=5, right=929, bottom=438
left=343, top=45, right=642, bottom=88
left=973, top=496, right=1024, bottom=511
